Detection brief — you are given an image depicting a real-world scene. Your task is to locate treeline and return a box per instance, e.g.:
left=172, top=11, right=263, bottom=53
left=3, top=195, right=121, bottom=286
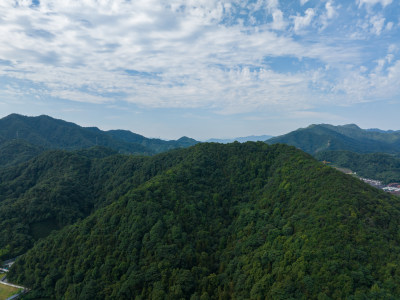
left=7, top=142, right=400, bottom=299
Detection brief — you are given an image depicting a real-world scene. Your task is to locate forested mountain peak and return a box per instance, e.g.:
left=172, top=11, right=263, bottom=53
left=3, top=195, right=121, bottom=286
left=339, top=123, right=361, bottom=129
left=175, top=136, right=198, bottom=146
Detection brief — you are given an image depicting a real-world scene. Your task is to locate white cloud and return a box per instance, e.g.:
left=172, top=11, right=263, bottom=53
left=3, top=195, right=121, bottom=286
left=334, top=58, right=400, bottom=103
left=385, top=21, right=393, bottom=31
left=369, top=15, right=385, bottom=35
left=292, top=8, right=315, bottom=33
left=271, top=9, right=287, bottom=30
left=388, top=44, right=398, bottom=53
left=0, top=0, right=398, bottom=116
left=266, top=0, right=279, bottom=10
left=262, top=0, right=287, bottom=30
left=325, top=1, right=336, bottom=19
left=50, top=90, right=112, bottom=104
left=320, top=1, right=338, bottom=29
left=357, top=0, right=393, bottom=8
left=300, top=0, right=309, bottom=5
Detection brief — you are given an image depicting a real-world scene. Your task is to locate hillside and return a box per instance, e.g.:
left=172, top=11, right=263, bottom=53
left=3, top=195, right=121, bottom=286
left=7, top=142, right=400, bottom=299
left=0, top=147, right=116, bottom=259
left=267, top=124, right=400, bottom=154
left=0, top=114, right=198, bottom=155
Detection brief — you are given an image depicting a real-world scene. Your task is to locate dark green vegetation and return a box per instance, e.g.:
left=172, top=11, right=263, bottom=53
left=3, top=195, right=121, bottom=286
left=316, top=150, right=400, bottom=184
left=5, top=142, right=400, bottom=299
left=267, top=123, right=400, bottom=155
left=0, top=146, right=187, bottom=260
left=0, top=140, right=44, bottom=168
left=0, top=114, right=198, bottom=158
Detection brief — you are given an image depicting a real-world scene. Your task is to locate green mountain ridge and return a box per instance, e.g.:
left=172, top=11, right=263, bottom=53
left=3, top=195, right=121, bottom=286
left=267, top=123, right=400, bottom=154
left=0, top=114, right=198, bottom=158
left=6, top=142, right=400, bottom=299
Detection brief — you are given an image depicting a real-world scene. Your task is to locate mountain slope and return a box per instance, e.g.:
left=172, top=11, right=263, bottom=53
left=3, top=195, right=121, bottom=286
left=0, top=148, right=113, bottom=259
left=0, top=146, right=191, bottom=260
left=267, top=124, right=400, bottom=154
left=8, top=142, right=400, bottom=299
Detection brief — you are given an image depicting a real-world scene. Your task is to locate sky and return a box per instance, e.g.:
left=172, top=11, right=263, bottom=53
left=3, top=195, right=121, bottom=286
left=0, top=0, right=400, bottom=140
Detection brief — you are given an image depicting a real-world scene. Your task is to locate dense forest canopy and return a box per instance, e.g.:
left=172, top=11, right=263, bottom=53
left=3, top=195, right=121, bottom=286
left=0, top=146, right=191, bottom=260
left=3, top=142, right=400, bottom=299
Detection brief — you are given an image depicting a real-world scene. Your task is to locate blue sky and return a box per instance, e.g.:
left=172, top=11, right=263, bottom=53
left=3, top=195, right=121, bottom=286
left=0, top=0, right=399, bottom=140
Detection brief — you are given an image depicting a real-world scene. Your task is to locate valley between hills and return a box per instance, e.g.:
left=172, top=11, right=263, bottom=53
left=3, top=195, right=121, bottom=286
left=1, top=115, right=400, bottom=299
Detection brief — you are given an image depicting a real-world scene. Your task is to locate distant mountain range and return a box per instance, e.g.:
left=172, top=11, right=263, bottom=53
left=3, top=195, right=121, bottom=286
left=267, top=123, right=400, bottom=154
left=0, top=114, right=198, bottom=159
left=206, top=134, right=273, bottom=143
left=266, top=123, right=400, bottom=183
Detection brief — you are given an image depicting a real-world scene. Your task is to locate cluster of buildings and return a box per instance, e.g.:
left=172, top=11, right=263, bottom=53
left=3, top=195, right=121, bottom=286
left=359, top=178, right=400, bottom=195
left=383, top=183, right=400, bottom=194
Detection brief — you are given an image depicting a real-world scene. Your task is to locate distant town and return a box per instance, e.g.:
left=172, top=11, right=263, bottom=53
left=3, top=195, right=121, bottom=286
left=359, top=178, right=400, bottom=195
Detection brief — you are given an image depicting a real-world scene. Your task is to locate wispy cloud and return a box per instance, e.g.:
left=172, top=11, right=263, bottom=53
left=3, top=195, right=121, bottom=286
left=292, top=8, right=315, bottom=33
left=369, top=14, right=386, bottom=35
left=319, top=1, right=338, bottom=29
left=357, top=0, right=393, bottom=8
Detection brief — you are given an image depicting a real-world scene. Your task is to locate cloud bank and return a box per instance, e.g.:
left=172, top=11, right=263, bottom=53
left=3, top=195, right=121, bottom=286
left=0, top=0, right=399, bottom=115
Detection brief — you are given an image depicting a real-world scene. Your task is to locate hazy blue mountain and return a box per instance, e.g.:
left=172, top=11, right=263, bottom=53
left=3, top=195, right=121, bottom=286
left=107, top=129, right=198, bottom=153
left=267, top=123, right=400, bottom=154
left=206, top=134, right=273, bottom=143
left=365, top=128, right=398, bottom=133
